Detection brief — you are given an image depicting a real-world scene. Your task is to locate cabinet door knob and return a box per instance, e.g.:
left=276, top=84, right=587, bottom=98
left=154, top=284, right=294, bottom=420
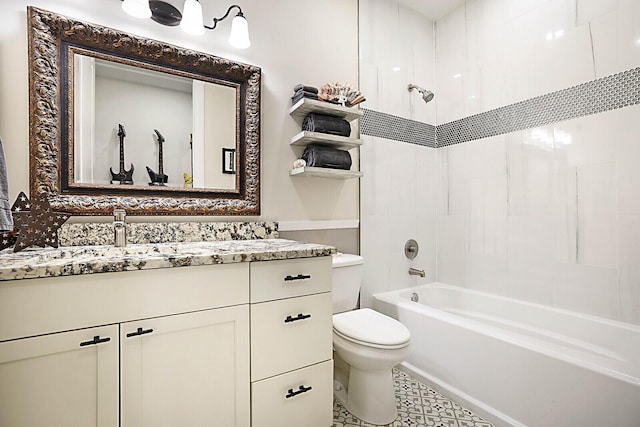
left=80, top=335, right=111, bottom=347
left=284, top=313, right=312, bottom=323
left=126, top=327, right=154, bottom=338
left=285, top=385, right=313, bottom=399
left=284, top=274, right=311, bottom=282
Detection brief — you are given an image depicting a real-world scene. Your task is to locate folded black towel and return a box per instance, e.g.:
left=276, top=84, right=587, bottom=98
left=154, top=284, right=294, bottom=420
left=302, top=113, right=351, bottom=137
left=293, top=84, right=318, bottom=94
left=302, top=145, right=352, bottom=170
left=291, top=90, right=319, bottom=105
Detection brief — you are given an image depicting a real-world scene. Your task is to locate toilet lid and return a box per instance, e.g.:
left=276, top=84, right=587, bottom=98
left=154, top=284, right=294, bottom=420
left=333, top=308, right=410, bottom=347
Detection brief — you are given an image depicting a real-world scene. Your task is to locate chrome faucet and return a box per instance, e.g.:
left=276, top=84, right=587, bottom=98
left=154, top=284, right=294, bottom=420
left=113, top=209, right=127, bottom=247
left=408, top=267, right=426, bottom=278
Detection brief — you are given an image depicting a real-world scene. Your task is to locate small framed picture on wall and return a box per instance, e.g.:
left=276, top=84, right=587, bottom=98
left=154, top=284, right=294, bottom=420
left=222, top=148, right=236, bottom=174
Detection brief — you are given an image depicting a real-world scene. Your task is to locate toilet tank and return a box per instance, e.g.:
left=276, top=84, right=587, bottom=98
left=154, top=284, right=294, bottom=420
left=332, top=253, right=364, bottom=313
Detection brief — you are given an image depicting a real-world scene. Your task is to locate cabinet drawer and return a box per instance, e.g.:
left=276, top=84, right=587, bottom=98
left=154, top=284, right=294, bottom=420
left=250, top=257, right=331, bottom=303
left=251, top=292, right=332, bottom=381
left=0, top=262, right=249, bottom=342
left=251, top=360, right=333, bottom=427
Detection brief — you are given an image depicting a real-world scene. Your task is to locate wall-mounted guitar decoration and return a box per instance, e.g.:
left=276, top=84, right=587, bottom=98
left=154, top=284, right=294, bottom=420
left=110, top=124, right=134, bottom=184
left=146, top=129, right=169, bottom=186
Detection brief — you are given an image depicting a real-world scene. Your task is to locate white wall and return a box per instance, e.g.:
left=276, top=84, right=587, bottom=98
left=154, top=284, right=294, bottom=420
left=435, top=0, right=640, bottom=324
left=359, top=0, right=437, bottom=307
left=0, top=0, right=358, bottom=224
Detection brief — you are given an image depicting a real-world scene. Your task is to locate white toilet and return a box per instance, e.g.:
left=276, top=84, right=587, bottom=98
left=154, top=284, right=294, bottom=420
left=331, top=253, right=410, bottom=425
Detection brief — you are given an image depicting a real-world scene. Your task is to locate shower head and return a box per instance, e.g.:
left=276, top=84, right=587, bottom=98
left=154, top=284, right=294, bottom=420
left=408, top=84, right=435, bottom=103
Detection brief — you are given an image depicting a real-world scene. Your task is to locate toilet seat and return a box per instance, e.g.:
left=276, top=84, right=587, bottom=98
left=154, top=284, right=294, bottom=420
left=333, top=308, right=410, bottom=349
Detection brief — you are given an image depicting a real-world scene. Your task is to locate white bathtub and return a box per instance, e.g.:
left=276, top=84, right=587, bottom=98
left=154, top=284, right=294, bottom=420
left=373, top=283, right=640, bottom=427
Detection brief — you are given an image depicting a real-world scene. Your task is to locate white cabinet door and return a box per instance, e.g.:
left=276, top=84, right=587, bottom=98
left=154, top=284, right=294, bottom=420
left=121, top=306, right=250, bottom=427
left=0, top=325, right=119, bottom=427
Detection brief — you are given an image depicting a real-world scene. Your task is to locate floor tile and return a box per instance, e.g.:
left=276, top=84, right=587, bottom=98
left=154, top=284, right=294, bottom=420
left=333, top=369, right=494, bottom=427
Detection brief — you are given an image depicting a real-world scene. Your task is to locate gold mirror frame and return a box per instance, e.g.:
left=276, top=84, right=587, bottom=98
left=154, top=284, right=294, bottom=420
left=27, top=7, right=261, bottom=215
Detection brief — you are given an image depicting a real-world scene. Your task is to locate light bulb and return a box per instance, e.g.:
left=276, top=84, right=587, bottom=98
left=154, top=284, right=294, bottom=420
left=229, top=14, right=250, bottom=49
left=122, top=0, right=152, bottom=19
left=180, top=0, right=205, bottom=36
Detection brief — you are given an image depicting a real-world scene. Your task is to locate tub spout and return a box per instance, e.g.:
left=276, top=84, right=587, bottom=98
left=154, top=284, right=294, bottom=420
left=409, top=268, right=425, bottom=278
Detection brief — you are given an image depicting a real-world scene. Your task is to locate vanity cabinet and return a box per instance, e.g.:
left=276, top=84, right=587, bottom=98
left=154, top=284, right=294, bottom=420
left=0, top=254, right=333, bottom=427
left=250, top=257, right=334, bottom=427
left=289, top=98, right=363, bottom=179
left=0, top=263, right=250, bottom=427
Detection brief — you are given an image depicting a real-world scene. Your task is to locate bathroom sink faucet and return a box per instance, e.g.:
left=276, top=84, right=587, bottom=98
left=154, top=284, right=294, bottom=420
left=408, top=268, right=425, bottom=278
left=114, top=209, right=127, bottom=247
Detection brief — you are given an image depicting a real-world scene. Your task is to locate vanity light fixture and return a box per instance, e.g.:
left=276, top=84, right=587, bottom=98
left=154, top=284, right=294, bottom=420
left=121, top=0, right=251, bottom=48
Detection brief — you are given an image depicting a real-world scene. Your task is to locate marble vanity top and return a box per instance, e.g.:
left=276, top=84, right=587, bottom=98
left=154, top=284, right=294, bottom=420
left=0, top=239, right=336, bottom=281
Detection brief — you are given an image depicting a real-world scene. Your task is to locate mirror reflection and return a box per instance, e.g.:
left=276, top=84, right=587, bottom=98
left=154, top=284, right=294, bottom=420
left=73, top=54, right=238, bottom=191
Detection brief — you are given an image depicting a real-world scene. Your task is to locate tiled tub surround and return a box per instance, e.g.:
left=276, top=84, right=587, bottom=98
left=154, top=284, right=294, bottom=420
left=361, top=109, right=436, bottom=147
left=374, top=284, right=640, bottom=427
left=437, top=103, right=640, bottom=325
left=361, top=66, right=640, bottom=148
left=0, top=239, right=335, bottom=281
left=58, top=221, right=278, bottom=246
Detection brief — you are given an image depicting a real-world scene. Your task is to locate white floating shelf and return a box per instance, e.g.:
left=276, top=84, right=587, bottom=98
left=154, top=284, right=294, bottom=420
left=289, top=98, right=363, bottom=121
left=289, top=167, right=363, bottom=179
left=289, top=131, right=363, bottom=150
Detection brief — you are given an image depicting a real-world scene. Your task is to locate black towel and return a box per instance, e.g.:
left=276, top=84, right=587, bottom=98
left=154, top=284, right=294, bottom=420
left=293, top=84, right=318, bottom=94
left=291, top=90, right=319, bottom=105
left=302, top=145, right=352, bottom=170
left=302, top=113, right=351, bottom=137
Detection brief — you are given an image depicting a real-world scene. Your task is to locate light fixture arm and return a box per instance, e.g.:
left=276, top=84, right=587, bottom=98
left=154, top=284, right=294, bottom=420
left=205, top=4, right=244, bottom=30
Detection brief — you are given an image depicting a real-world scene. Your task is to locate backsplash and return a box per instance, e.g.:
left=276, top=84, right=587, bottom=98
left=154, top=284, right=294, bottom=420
left=59, top=221, right=279, bottom=246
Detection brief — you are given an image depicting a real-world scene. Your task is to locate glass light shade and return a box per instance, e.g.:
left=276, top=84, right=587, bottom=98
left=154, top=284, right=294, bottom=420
left=122, top=0, right=152, bottom=19
left=229, top=15, right=250, bottom=49
left=180, top=0, right=205, bottom=35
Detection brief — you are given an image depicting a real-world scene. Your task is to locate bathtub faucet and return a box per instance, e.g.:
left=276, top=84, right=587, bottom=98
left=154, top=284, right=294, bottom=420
left=408, top=268, right=426, bottom=278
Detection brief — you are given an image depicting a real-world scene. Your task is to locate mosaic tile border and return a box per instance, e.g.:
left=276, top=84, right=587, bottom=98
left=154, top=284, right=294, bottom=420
left=437, top=67, right=640, bottom=147
left=362, top=67, right=640, bottom=148
left=361, top=109, right=436, bottom=148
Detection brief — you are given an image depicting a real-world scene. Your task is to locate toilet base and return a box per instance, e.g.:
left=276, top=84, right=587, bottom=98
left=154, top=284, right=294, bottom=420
left=333, top=353, right=398, bottom=425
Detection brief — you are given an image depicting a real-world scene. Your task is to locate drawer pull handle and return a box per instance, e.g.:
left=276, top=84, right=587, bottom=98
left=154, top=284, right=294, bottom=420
left=284, top=274, right=311, bottom=282
left=80, top=336, right=111, bottom=347
left=285, top=385, right=313, bottom=399
left=284, top=313, right=312, bottom=323
left=126, top=327, right=154, bottom=338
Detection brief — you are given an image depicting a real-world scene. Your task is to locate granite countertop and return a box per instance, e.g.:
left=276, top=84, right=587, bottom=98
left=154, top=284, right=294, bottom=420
left=0, top=239, right=336, bottom=281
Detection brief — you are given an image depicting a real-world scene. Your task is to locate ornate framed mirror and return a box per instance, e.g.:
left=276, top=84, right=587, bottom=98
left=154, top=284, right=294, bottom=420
left=28, top=7, right=260, bottom=215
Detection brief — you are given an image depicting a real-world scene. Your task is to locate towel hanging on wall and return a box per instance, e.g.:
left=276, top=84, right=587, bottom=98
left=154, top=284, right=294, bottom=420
left=0, top=137, right=13, bottom=232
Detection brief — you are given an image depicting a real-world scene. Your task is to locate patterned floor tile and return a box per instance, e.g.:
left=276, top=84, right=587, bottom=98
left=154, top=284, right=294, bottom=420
left=333, top=369, right=494, bottom=427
